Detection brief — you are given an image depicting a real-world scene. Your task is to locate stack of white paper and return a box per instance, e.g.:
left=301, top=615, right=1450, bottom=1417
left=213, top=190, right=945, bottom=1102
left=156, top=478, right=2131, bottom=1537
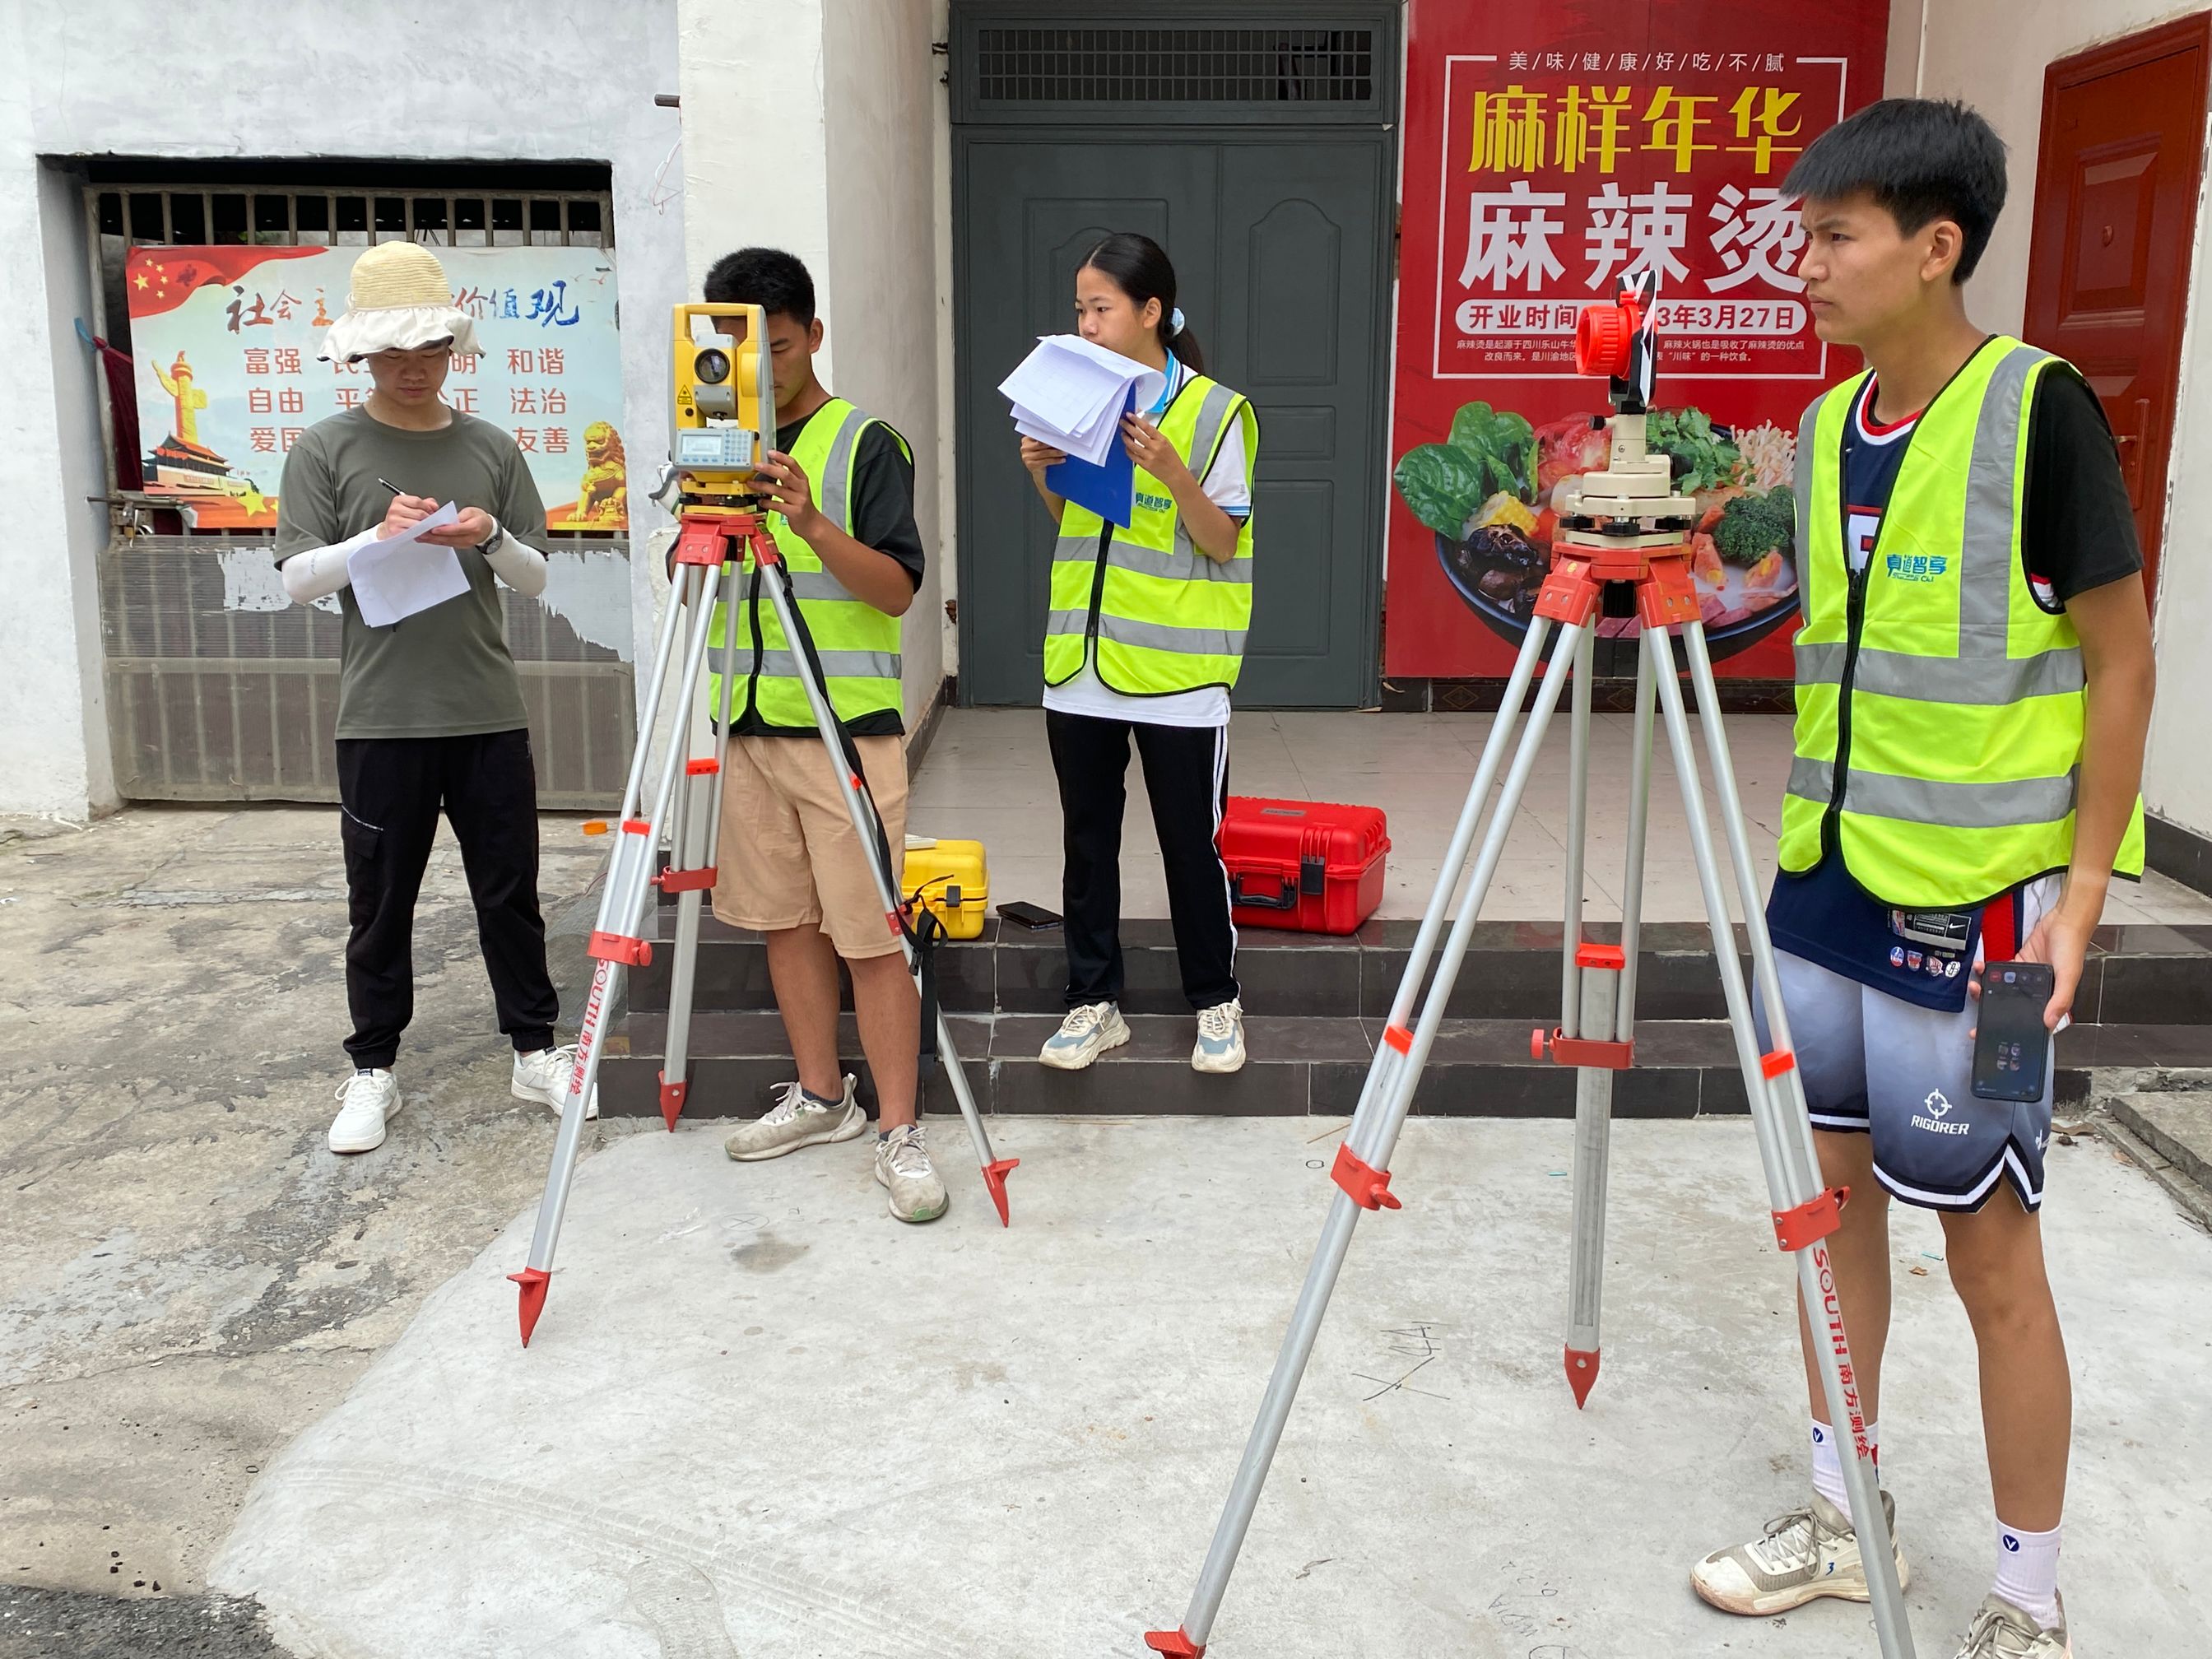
left=998, top=334, right=1165, bottom=466
left=347, top=501, right=470, bottom=627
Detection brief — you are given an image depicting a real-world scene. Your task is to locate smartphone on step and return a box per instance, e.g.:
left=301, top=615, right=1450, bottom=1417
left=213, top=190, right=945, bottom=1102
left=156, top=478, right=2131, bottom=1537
left=997, top=900, right=1062, bottom=932
left=1971, top=960, right=2056, bottom=1103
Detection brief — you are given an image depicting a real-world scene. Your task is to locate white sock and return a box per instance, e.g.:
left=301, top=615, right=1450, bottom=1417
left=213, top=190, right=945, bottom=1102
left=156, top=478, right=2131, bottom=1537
left=1810, top=1418, right=1879, bottom=1522
left=1994, top=1521, right=2063, bottom=1630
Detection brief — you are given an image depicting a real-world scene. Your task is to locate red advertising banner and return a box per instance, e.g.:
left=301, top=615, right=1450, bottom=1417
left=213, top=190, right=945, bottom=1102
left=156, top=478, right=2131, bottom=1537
left=1387, top=1, right=1890, bottom=678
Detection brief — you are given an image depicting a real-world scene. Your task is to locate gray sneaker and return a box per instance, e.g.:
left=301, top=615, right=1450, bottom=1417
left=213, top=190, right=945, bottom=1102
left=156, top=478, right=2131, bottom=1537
left=1690, top=1489, right=1910, bottom=1616
left=1192, top=998, right=1247, bottom=1073
left=723, top=1076, right=866, bottom=1162
left=1952, top=1593, right=2071, bottom=1659
left=1038, top=1001, right=1131, bottom=1070
left=875, top=1123, right=948, bottom=1224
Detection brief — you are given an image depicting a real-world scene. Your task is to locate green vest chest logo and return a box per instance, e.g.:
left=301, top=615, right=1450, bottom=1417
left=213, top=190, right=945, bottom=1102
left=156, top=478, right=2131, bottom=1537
left=1882, top=552, right=1949, bottom=584
left=1134, top=488, right=1175, bottom=514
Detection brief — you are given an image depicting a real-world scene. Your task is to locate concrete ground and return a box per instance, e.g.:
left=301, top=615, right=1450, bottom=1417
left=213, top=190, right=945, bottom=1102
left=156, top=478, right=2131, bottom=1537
left=5, top=778, right=2210, bottom=1658
left=201, top=1114, right=2212, bottom=1658
left=0, top=803, right=612, bottom=1645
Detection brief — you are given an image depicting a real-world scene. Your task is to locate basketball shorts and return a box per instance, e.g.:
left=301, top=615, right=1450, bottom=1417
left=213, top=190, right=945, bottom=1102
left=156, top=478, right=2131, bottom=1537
left=1754, top=951, right=2054, bottom=1214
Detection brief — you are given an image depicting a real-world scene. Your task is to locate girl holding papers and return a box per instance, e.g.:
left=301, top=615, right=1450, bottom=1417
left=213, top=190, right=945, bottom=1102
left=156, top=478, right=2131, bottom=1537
left=1016, top=233, right=1261, bottom=1077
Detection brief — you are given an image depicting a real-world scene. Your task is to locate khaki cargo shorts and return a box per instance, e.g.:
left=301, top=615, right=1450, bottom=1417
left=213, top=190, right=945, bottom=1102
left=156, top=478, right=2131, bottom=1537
left=711, top=733, right=908, bottom=960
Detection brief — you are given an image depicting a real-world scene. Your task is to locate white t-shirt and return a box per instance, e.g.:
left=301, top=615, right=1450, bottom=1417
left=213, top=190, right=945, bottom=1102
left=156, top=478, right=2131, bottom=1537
left=1043, top=357, right=1251, bottom=730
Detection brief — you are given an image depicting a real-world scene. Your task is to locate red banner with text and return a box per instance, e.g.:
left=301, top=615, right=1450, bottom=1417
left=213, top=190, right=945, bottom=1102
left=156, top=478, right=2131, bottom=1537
left=1387, top=0, right=1890, bottom=677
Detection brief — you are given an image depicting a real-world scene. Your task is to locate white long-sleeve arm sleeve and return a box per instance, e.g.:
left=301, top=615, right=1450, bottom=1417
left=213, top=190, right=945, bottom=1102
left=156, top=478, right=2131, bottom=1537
left=278, top=527, right=376, bottom=603
left=279, top=519, right=552, bottom=602
left=483, top=521, right=550, bottom=597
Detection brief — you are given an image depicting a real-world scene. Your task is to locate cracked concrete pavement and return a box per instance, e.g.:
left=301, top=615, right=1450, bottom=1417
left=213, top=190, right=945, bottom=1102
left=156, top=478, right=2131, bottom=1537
left=0, top=803, right=618, bottom=1633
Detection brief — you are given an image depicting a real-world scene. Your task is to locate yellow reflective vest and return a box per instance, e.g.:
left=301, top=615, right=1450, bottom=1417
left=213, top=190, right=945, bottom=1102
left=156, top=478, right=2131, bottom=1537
left=1779, top=336, right=2145, bottom=906
left=1043, top=369, right=1258, bottom=696
left=709, top=397, right=906, bottom=731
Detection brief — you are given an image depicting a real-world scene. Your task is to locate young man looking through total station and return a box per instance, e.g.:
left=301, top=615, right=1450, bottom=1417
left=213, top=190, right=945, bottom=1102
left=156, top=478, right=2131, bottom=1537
left=697, top=247, right=946, bottom=1224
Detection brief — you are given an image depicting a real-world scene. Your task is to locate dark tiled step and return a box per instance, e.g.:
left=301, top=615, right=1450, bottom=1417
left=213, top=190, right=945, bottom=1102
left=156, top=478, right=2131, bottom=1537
left=597, top=1014, right=2212, bottom=1122
left=626, top=913, right=2212, bottom=1026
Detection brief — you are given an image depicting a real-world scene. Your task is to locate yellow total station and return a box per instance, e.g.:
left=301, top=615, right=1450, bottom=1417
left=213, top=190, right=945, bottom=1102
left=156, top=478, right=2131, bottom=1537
left=669, top=302, right=778, bottom=514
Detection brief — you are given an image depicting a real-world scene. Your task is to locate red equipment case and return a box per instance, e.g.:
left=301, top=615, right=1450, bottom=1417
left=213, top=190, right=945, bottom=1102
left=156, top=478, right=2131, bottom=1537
left=1219, top=796, right=1390, bottom=936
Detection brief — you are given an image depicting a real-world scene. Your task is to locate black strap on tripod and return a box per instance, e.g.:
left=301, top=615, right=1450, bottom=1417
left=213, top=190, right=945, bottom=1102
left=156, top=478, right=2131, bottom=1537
left=754, top=561, right=942, bottom=1071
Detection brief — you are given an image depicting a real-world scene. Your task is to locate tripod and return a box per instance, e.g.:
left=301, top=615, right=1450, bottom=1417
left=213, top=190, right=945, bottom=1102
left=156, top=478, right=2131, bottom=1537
left=508, top=504, right=1017, bottom=1349
left=1145, top=281, right=1915, bottom=1658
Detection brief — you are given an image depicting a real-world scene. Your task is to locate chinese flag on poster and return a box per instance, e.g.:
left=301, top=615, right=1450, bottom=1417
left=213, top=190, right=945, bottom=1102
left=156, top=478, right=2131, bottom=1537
left=1387, top=0, right=1889, bottom=679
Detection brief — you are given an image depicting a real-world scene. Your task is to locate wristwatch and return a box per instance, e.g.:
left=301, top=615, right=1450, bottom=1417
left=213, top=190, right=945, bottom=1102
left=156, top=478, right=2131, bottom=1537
left=473, top=521, right=505, bottom=558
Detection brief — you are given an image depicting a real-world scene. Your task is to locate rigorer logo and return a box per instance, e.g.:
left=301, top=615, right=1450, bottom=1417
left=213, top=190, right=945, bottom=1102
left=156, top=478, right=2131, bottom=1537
left=1912, top=1089, right=1969, bottom=1136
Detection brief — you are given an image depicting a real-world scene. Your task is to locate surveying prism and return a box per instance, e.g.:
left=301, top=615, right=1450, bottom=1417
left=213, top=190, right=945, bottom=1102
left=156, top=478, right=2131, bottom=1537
left=507, top=304, right=1017, bottom=1349
left=1144, top=271, right=1918, bottom=1658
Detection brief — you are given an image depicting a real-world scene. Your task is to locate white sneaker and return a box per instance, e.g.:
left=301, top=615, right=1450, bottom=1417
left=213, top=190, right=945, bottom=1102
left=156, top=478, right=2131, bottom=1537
left=1192, top=998, right=1247, bottom=1073
left=1952, top=1593, right=2072, bottom=1659
left=328, top=1069, right=401, bottom=1155
left=1038, top=1001, right=1131, bottom=1070
left=1690, top=1489, right=1910, bottom=1615
left=723, top=1076, right=867, bottom=1162
left=875, top=1122, right=949, bottom=1224
left=512, top=1044, right=599, bottom=1120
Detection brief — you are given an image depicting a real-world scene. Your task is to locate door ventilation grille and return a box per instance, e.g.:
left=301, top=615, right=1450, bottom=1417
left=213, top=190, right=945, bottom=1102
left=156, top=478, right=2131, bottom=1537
left=975, top=26, right=1377, bottom=104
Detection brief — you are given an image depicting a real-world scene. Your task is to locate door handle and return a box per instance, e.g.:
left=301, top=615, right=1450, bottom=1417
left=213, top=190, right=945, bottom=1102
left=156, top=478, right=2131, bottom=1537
left=2119, top=397, right=2151, bottom=507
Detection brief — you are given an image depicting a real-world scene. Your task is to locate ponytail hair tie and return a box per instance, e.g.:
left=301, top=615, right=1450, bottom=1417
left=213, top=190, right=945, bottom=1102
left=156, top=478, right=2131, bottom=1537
left=1169, top=306, right=1186, bottom=335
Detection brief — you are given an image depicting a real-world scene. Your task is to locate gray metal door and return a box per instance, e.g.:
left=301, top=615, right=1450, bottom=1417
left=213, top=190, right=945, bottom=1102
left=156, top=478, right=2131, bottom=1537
left=951, top=5, right=1398, bottom=709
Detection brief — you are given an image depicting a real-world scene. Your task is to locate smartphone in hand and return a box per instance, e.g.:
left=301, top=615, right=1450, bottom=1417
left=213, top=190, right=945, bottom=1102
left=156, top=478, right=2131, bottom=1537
left=1972, top=961, right=2056, bottom=1103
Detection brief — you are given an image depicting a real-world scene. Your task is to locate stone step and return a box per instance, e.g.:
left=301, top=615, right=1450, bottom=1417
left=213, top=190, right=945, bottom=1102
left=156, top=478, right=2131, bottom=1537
left=627, top=913, right=2212, bottom=1026
left=594, top=1012, right=2212, bottom=1122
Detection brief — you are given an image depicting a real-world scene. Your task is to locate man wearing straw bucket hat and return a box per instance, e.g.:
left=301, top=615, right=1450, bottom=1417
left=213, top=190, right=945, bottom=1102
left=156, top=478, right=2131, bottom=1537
left=276, top=240, right=592, bottom=1155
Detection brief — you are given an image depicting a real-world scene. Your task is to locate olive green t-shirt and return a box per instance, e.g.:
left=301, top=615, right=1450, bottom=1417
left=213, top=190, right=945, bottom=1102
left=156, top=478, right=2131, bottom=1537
left=274, top=409, right=549, bottom=740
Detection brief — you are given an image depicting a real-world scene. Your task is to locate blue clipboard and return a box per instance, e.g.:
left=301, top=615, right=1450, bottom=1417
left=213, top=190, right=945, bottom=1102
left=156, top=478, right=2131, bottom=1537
left=1045, top=387, right=1136, bottom=527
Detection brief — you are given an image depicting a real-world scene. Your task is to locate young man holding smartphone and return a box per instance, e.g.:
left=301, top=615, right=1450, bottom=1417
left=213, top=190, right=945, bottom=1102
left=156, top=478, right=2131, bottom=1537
left=1686, top=101, right=2155, bottom=1659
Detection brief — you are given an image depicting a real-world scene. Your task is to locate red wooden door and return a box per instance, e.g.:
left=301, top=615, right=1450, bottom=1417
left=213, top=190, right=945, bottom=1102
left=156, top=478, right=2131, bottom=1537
left=2024, top=15, right=2210, bottom=608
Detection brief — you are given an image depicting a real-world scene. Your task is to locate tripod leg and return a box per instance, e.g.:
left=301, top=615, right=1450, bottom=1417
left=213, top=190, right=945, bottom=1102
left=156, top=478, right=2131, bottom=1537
left=1652, top=625, right=1917, bottom=1659
left=658, top=783, right=710, bottom=1131
left=656, top=580, right=748, bottom=1132
left=511, top=561, right=727, bottom=1346
left=750, top=558, right=1016, bottom=1220
left=1561, top=625, right=1594, bottom=1035
left=1149, top=618, right=1587, bottom=1659
left=1331, top=605, right=1555, bottom=1188
left=1561, top=625, right=1655, bottom=1406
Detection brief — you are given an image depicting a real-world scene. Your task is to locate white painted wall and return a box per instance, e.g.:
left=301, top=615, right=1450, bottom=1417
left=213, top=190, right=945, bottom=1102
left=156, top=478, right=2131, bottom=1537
left=676, top=0, right=948, bottom=734
left=2, top=0, right=685, bottom=820
left=4, top=100, right=113, bottom=820
left=1917, top=1, right=2212, bottom=839
left=824, top=0, right=948, bottom=727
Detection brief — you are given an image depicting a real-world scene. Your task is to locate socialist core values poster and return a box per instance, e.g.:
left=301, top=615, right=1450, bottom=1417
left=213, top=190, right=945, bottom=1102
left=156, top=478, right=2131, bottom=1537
left=123, top=244, right=630, bottom=534
left=1387, top=0, right=1891, bottom=678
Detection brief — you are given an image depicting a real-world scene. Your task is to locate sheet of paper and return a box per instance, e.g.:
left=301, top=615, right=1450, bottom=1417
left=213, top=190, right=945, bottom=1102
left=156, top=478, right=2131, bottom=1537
left=999, top=335, right=1164, bottom=468
left=346, top=501, right=470, bottom=627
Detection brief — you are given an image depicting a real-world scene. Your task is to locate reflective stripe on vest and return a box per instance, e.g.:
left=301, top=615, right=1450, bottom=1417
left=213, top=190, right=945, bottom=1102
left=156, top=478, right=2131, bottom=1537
left=1777, top=337, right=2145, bottom=906
left=1043, top=373, right=1257, bottom=696
left=707, top=399, right=904, bottom=729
